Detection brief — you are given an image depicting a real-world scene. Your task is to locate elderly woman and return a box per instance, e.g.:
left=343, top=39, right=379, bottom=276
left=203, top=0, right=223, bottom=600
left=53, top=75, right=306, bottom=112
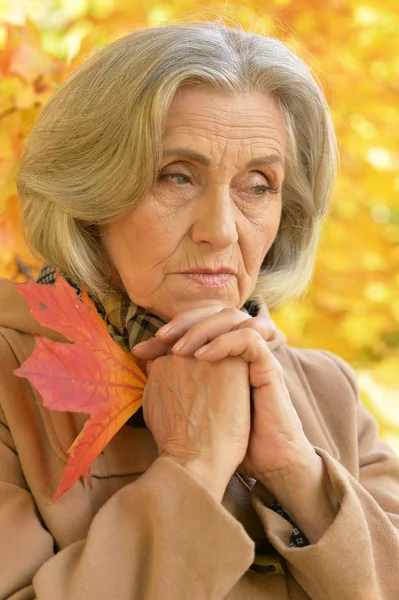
left=0, top=20, right=398, bottom=600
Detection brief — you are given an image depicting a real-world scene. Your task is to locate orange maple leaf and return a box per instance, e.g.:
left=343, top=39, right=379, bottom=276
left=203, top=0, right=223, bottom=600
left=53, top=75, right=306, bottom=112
left=13, top=269, right=147, bottom=502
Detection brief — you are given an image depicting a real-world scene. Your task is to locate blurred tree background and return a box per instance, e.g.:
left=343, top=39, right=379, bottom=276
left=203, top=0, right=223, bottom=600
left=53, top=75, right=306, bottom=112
left=1, top=0, right=398, bottom=454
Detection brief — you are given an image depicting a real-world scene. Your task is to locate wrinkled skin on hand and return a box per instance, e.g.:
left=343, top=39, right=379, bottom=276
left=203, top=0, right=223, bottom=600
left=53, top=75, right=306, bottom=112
left=142, top=352, right=251, bottom=486
left=134, top=305, right=315, bottom=484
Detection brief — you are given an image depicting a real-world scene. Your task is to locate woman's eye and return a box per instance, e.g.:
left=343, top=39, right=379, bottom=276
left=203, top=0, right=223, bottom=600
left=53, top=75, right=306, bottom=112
left=250, top=172, right=280, bottom=196
left=159, top=172, right=189, bottom=185
left=251, top=184, right=280, bottom=196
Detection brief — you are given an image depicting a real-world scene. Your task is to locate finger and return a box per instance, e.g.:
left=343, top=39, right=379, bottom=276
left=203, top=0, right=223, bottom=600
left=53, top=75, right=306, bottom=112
left=194, top=329, right=267, bottom=362
left=235, top=317, right=277, bottom=342
left=155, top=305, right=226, bottom=341
left=132, top=337, right=171, bottom=359
left=133, top=306, right=226, bottom=359
left=194, top=329, right=282, bottom=388
left=172, top=313, right=275, bottom=356
left=171, top=307, right=252, bottom=355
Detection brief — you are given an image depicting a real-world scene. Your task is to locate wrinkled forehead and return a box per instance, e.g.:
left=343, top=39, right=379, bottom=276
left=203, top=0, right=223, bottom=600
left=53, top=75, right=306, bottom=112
left=161, top=86, right=287, bottom=170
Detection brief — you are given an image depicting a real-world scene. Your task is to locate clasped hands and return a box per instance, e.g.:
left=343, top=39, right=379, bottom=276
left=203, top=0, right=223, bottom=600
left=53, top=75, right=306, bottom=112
left=132, top=305, right=320, bottom=495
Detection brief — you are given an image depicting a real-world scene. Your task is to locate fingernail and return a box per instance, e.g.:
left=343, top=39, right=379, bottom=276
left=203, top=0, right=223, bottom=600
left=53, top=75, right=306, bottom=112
left=132, top=341, right=148, bottom=352
left=156, top=324, right=172, bottom=336
left=172, top=339, right=186, bottom=352
left=194, top=346, right=208, bottom=356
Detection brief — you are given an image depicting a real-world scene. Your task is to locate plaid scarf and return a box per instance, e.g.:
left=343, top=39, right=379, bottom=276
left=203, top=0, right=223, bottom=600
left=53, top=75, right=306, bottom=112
left=36, top=263, right=168, bottom=353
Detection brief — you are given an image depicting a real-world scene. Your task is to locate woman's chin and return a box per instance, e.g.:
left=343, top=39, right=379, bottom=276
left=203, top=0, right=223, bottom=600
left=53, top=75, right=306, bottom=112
left=126, top=277, right=244, bottom=321
left=158, top=295, right=242, bottom=321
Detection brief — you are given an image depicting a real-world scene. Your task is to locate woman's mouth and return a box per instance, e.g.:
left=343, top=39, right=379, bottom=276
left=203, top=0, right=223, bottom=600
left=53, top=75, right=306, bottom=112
left=182, top=273, right=235, bottom=287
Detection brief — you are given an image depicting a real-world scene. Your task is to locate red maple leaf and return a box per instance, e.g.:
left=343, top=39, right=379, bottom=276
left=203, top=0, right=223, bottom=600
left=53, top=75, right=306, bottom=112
left=13, top=269, right=147, bottom=501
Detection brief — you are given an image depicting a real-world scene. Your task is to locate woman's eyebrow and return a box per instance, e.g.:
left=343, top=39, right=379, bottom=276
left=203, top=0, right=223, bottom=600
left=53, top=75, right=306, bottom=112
left=162, top=148, right=284, bottom=170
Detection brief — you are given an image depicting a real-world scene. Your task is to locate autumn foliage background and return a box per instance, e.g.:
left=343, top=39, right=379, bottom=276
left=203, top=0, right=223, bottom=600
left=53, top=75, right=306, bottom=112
left=1, top=0, right=398, bottom=454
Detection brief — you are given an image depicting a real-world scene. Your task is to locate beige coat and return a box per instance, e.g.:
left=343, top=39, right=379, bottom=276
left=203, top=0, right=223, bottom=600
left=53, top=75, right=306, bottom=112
left=0, top=277, right=398, bottom=600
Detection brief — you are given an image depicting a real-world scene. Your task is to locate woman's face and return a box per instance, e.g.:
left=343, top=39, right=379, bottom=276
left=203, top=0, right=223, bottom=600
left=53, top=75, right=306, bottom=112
left=99, top=86, right=286, bottom=321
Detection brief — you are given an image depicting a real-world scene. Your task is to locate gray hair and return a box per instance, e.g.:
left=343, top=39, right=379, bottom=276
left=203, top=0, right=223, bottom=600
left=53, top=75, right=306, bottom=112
left=16, top=19, right=338, bottom=309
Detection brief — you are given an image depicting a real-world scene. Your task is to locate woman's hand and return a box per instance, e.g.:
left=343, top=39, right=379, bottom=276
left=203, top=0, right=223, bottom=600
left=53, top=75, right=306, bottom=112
left=133, top=306, right=316, bottom=486
left=141, top=352, right=251, bottom=503
left=192, top=329, right=316, bottom=485
left=132, top=305, right=277, bottom=360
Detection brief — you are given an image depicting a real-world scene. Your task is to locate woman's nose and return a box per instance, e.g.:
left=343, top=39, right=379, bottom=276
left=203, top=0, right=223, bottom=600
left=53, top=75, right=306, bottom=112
left=190, top=189, right=238, bottom=249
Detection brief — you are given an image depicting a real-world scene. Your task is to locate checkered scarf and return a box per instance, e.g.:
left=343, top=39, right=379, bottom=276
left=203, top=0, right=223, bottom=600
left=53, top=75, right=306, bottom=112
left=36, top=263, right=167, bottom=352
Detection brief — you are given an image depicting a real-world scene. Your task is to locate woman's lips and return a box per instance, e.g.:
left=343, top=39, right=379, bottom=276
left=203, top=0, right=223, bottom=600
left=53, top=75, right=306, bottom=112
left=183, top=273, right=234, bottom=287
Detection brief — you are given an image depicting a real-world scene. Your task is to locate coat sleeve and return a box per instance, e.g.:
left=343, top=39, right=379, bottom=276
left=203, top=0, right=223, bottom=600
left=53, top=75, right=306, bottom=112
left=250, top=352, right=399, bottom=600
left=0, top=333, right=254, bottom=600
